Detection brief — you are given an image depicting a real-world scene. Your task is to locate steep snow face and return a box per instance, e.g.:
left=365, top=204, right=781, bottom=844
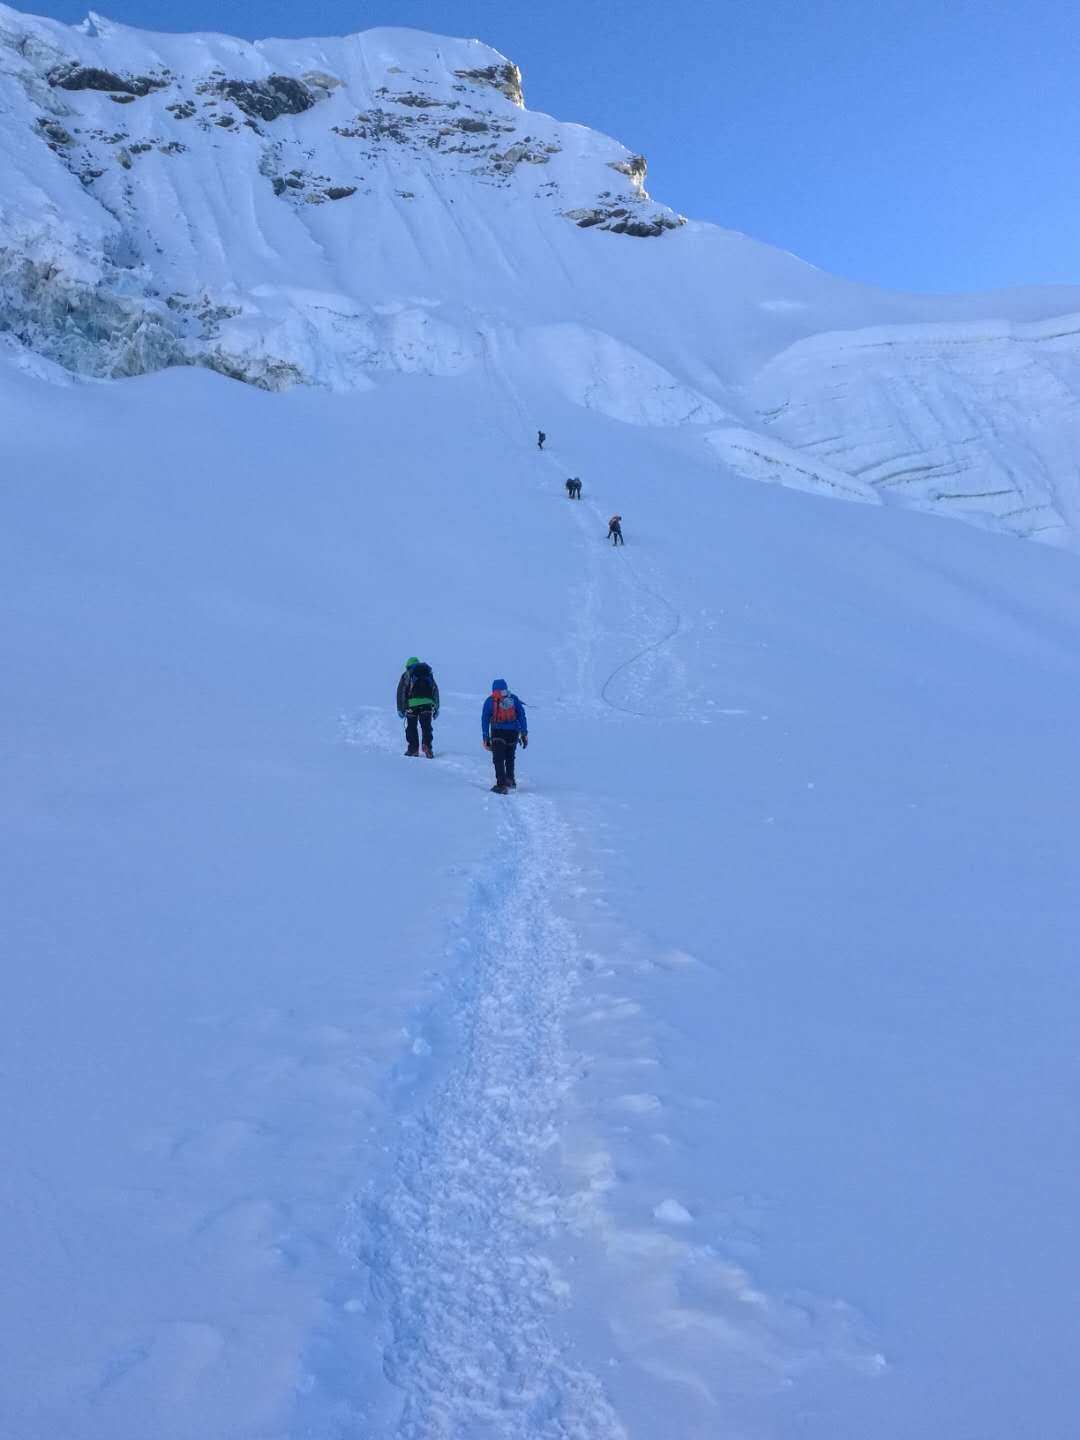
left=6, top=5, right=1080, bottom=546
left=0, top=5, right=681, bottom=388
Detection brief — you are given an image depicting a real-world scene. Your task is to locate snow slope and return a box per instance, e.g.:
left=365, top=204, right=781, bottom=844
left=724, top=313, right=1080, bottom=545
left=3, top=336, right=1080, bottom=1439
left=4, top=9, right=1080, bottom=1438
left=6, top=6, right=1080, bottom=544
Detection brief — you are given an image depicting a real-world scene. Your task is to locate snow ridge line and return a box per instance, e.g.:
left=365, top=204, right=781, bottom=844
left=360, top=794, right=626, bottom=1440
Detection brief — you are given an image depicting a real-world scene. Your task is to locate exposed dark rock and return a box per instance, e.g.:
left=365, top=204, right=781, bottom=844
left=490, top=138, right=559, bottom=174
left=324, top=186, right=356, bottom=200
left=453, top=62, right=524, bottom=107
left=391, top=92, right=441, bottom=108
left=334, top=109, right=413, bottom=143
left=129, top=142, right=152, bottom=155
left=271, top=173, right=307, bottom=196
left=48, top=64, right=167, bottom=97
left=35, top=118, right=74, bottom=148
left=563, top=203, right=684, bottom=237
left=158, top=140, right=186, bottom=155
left=333, top=107, right=514, bottom=155
left=109, top=94, right=136, bottom=105
left=166, top=100, right=196, bottom=120
left=215, top=76, right=315, bottom=123
left=214, top=114, right=236, bottom=128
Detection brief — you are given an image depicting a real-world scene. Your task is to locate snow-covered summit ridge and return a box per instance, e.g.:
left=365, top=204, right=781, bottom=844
left=6, top=6, right=1080, bottom=547
left=0, top=3, right=681, bottom=388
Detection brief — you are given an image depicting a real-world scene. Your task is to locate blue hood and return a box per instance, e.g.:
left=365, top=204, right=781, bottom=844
left=491, top=677, right=508, bottom=691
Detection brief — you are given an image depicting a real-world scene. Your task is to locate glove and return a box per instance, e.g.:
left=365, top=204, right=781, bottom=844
left=483, top=739, right=492, bottom=750
left=520, top=734, right=528, bottom=748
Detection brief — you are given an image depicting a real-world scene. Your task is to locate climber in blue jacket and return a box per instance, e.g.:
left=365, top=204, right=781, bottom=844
left=481, top=679, right=528, bottom=793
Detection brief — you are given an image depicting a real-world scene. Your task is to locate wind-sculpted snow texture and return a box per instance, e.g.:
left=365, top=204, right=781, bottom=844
left=6, top=7, right=1080, bottom=542
left=722, top=314, right=1080, bottom=545
left=0, top=3, right=681, bottom=390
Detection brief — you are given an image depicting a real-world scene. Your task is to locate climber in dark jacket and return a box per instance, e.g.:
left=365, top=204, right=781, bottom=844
left=481, top=679, right=528, bottom=792
left=607, top=514, right=624, bottom=545
left=397, top=656, right=440, bottom=757
left=537, top=430, right=546, bottom=450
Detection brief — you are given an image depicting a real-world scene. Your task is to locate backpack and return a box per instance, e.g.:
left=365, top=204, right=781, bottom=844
left=492, top=693, right=517, bottom=726
left=408, top=663, right=435, bottom=704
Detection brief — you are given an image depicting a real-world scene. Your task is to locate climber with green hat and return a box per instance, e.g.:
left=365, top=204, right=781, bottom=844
left=396, top=656, right=440, bottom=757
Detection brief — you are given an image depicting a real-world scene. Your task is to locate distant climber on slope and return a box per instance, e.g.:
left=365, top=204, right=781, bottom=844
left=565, top=477, right=574, bottom=498
left=482, top=679, right=528, bottom=793
left=397, top=656, right=440, bottom=757
left=607, top=514, right=624, bottom=545
left=537, top=430, right=546, bottom=451
left=571, top=477, right=582, bottom=498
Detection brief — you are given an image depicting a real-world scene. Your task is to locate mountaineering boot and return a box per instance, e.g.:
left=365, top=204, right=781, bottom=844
left=491, top=783, right=508, bottom=794
left=405, top=747, right=419, bottom=757
left=507, top=778, right=517, bottom=788
left=422, top=744, right=434, bottom=758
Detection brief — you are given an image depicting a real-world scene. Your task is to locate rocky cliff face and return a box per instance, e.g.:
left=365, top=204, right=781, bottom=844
left=0, top=6, right=683, bottom=388
left=6, top=7, right=1080, bottom=551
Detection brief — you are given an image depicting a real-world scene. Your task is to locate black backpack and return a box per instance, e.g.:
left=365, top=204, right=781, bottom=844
left=408, top=662, right=435, bottom=703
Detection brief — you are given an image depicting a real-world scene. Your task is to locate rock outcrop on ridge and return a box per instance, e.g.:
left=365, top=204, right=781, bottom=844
left=5, top=5, right=1080, bottom=547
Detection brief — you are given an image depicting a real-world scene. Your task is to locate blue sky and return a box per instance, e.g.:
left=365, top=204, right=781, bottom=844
left=24, top=0, right=1080, bottom=294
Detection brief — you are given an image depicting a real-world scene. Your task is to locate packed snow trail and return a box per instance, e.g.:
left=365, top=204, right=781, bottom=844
left=487, top=346, right=686, bottom=720
left=8, top=358, right=1080, bottom=1440
left=358, top=788, right=625, bottom=1439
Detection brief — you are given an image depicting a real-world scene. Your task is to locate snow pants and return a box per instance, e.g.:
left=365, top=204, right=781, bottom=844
left=405, top=707, right=434, bottom=751
left=490, top=731, right=518, bottom=787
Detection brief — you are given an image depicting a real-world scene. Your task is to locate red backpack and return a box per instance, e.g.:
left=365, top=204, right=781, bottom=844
left=492, top=692, right=517, bottom=725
